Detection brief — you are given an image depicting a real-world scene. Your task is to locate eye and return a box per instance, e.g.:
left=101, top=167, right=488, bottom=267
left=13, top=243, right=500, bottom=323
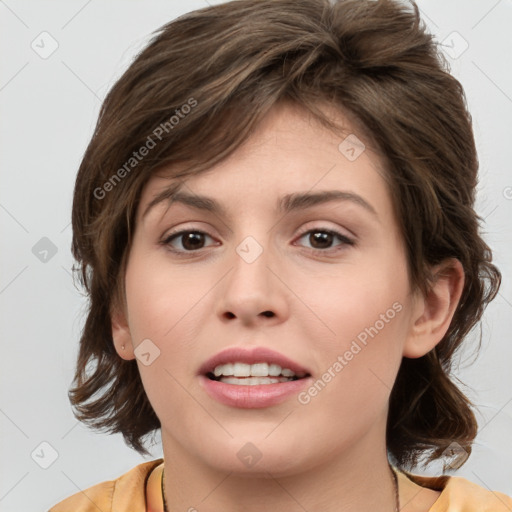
left=161, top=230, right=217, bottom=253
left=294, top=228, right=354, bottom=252
left=160, top=227, right=355, bottom=255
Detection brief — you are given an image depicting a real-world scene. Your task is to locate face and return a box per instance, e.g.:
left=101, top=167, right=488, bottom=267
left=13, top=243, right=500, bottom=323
left=113, top=101, right=421, bottom=476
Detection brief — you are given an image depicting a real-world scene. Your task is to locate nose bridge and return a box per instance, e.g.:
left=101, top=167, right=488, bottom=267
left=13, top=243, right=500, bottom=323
left=231, top=233, right=272, bottom=299
left=216, top=231, right=286, bottom=323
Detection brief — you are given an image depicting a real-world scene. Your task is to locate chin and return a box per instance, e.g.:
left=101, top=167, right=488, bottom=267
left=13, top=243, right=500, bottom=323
left=195, top=436, right=323, bottom=478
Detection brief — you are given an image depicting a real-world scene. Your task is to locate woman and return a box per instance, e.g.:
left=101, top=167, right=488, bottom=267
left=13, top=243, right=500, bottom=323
left=49, top=0, right=512, bottom=510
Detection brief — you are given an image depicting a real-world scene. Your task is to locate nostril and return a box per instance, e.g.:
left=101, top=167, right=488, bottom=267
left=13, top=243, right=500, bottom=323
left=261, top=311, right=274, bottom=317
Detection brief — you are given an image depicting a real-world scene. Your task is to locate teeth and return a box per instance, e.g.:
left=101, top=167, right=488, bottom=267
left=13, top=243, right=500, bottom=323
left=212, top=362, right=303, bottom=378
left=214, top=363, right=234, bottom=376
left=219, top=376, right=293, bottom=385
left=251, top=363, right=270, bottom=376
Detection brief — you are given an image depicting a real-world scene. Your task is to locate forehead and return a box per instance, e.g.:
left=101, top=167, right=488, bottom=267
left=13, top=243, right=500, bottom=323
left=138, top=101, right=394, bottom=225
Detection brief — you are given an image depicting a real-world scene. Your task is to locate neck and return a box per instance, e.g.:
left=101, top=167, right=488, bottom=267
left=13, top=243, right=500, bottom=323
left=161, top=421, right=398, bottom=512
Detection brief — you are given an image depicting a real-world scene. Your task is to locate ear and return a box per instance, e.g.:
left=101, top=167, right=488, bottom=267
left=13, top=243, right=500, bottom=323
left=403, top=258, right=465, bottom=359
left=111, top=302, right=135, bottom=361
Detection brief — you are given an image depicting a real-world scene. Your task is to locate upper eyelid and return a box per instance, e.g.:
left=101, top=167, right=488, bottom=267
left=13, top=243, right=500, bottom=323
left=162, top=218, right=355, bottom=236
left=162, top=223, right=353, bottom=239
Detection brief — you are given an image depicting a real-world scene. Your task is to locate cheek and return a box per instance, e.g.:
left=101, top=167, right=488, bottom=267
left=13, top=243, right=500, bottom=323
left=294, top=247, right=410, bottom=393
left=124, top=245, right=199, bottom=342
left=300, top=254, right=409, bottom=339
left=297, top=277, right=409, bottom=433
left=123, top=248, right=205, bottom=419
left=123, top=244, right=216, bottom=388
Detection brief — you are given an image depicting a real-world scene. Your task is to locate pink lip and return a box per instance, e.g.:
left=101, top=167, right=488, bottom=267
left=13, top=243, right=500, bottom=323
left=197, top=346, right=311, bottom=376
left=198, top=375, right=313, bottom=408
left=197, top=346, right=312, bottom=409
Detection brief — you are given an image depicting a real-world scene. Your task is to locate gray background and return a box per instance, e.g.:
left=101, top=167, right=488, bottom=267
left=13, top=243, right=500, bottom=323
left=0, top=1, right=511, bottom=511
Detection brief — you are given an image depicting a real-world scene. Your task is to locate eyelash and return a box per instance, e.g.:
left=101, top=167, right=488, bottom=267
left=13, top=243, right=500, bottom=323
left=160, top=227, right=355, bottom=256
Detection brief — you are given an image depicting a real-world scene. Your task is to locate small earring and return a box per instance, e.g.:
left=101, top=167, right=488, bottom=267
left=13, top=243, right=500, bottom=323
left=121, top=344, right=125, bottom=350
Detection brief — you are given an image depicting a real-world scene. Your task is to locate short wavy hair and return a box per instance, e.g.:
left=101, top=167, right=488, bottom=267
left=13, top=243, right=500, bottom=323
left=69, top=0, right=500, bottom=470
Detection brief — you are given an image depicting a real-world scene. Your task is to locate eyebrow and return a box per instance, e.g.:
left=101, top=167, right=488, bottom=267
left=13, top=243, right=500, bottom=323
left=142, top=183, right=377, bottom=220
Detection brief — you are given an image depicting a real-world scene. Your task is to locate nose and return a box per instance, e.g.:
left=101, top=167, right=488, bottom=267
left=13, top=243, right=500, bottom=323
left=215, top=240, right=289, bottom=327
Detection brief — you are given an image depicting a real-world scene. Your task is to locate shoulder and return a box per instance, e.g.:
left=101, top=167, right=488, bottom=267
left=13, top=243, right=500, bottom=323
left=48, top=459, right=163, bottom=512
left=433, top=475, right=512, bottom=512
left=398, top=469, right=512, bottom=512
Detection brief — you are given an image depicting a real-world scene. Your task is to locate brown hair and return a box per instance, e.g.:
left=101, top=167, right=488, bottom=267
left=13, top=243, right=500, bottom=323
left=69, top=0, right=500, bottom=470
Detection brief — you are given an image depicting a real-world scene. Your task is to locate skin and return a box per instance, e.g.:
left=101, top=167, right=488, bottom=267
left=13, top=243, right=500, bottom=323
left=112, top=100, right=464, bottom=512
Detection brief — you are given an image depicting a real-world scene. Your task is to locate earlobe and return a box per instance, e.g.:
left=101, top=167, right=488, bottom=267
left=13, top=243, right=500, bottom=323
left=403, top=259, right=465, bottom=359
left=111, top=305, right=135, bottom=361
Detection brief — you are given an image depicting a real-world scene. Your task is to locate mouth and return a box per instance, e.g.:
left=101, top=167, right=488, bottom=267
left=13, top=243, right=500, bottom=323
left=205, top=362, right=310, bottom=386
left=199, top=346, right=312, bottom=385
left=198, top=347, right=312, bottom=408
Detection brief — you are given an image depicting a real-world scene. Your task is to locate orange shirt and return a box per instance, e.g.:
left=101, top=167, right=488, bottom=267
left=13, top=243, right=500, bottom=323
left=48, top=458, right=512, bottom=511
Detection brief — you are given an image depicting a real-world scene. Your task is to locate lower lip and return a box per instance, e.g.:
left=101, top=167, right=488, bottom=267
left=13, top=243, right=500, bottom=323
left=198, top=375, right=312, bottom=408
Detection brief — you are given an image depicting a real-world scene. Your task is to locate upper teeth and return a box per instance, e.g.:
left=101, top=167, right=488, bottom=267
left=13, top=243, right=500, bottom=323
left=213, top=362, right=303, bottom=378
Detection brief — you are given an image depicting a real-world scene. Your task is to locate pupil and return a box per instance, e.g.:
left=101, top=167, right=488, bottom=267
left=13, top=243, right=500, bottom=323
left=310, top=231, right=332, bottom=249
left=183, top=232, right=204, bottom=250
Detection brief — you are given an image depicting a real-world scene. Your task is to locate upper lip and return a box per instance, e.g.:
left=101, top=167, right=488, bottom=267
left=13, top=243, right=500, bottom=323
left=198, top=346, right=311, bottom=376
